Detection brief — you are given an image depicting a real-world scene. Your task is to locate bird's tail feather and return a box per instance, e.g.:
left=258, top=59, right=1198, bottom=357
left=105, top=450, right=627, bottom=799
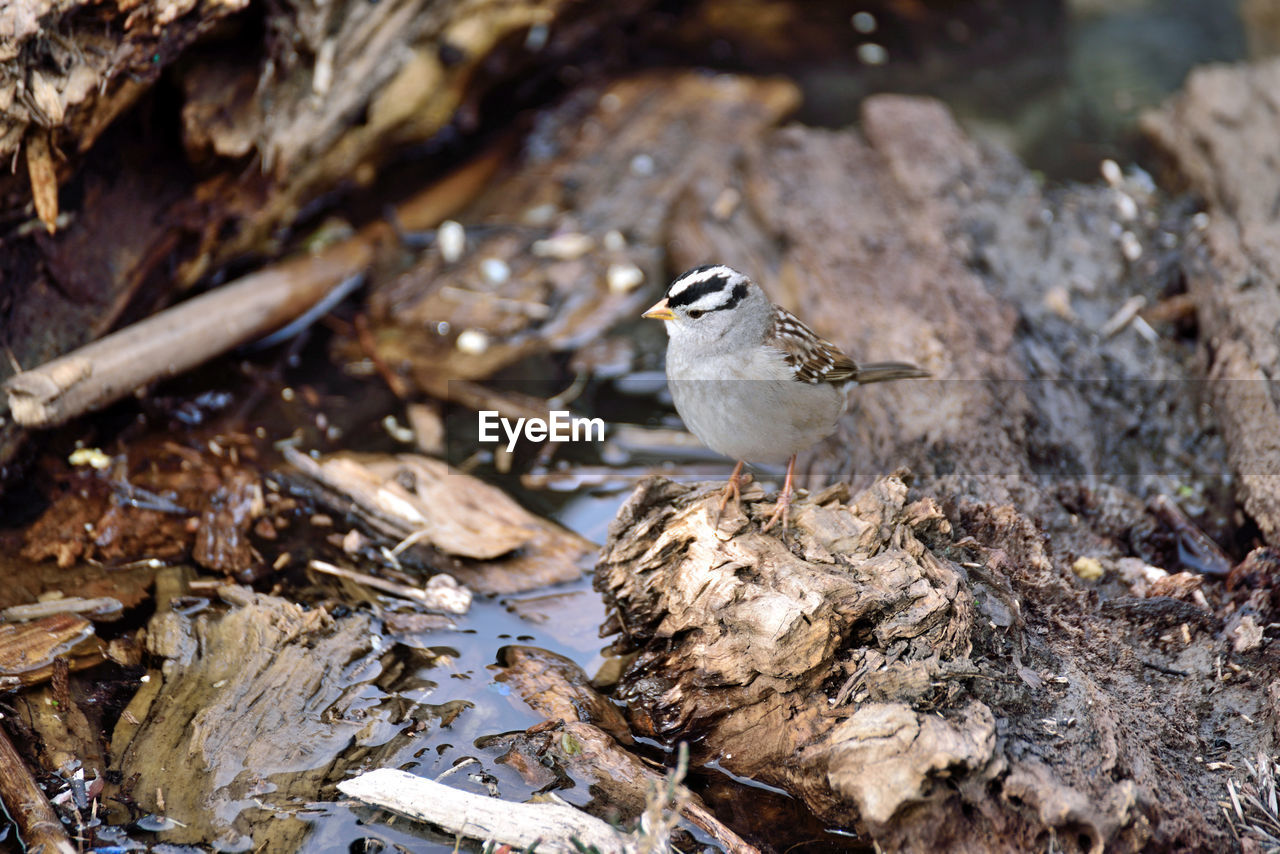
left=853, top=361, right=930, bottom=384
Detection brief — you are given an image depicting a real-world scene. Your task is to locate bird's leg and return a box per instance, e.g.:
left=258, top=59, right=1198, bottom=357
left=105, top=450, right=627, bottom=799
left=762, top=454, right=796, bottom=535
left=713, top=460, right=745, bottom=527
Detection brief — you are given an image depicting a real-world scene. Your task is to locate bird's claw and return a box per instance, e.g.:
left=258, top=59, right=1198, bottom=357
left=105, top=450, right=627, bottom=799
left=761, top=454, right=797, bottom=539
left=760, top=492, right=792, bottom=536
left=712, top=461, right=746, bottom=529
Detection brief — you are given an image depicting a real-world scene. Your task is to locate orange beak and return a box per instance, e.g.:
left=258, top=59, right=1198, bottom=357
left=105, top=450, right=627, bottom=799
left=642, top=298, right=675, bottom=321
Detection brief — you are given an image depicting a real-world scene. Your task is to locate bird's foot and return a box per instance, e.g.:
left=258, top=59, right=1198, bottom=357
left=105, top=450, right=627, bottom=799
left=761, top=454, right=797, bottom=539
left=712, top=461, right=746, bottom=529
left=760, top=490, right=793, bottom=536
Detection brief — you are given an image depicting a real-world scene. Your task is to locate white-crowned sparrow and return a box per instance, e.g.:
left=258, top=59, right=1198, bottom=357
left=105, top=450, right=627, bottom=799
left=643, top=264, right=928, bottom=533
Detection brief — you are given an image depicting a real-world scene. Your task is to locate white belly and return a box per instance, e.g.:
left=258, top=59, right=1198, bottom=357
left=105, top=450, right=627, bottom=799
left=667, top=348, right=846, bottom=464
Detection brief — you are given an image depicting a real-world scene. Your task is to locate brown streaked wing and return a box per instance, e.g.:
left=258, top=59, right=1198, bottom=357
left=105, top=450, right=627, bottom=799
left=767, top=305, right=858, bottom=384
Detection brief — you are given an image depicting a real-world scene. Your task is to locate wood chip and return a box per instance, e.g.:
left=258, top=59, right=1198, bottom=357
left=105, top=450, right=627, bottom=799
left=25, top=130, right=59, bottom=234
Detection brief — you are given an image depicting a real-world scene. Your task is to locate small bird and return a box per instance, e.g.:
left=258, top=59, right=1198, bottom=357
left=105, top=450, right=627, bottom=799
left=643, top=264, right=928, bottom=534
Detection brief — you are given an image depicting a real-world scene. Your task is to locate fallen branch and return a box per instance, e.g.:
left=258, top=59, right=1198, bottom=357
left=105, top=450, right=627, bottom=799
left=338, top=768, right=636, bottom=853
left=4, top=242, right=371, bottom=428
left=0, top=723, right=76, bottom=854
left=3, top=146, right=505, bottom=428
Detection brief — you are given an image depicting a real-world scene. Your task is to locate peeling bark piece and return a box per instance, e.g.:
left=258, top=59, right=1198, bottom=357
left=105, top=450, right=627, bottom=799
left=110, top=587, right=386, bottom=850
left=0, top=613, right=103, bottom=689
left=1142, top=58, right=1280, bottom=544
left=286, top=449, right=534, bottom=558
left=818, top=701, right=997, bottom=827
left=285, top=449, right=592, bottom=594
left=0, top=557, right=159, bottom=615
left=25, top=130, right=59, bottom=233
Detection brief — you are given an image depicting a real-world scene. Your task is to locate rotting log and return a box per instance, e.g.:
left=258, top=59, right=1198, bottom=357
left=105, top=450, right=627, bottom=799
left=0, top=0, right=646, bottom=244
left=348, top=72, right=1268, bottom=849
left=1141, top=57, right=1280, bottom=546
left=596, top=476, right=1154, bottom=852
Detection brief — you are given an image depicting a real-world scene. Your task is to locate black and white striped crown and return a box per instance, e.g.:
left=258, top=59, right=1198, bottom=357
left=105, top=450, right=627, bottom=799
left=665, top=264, right=751, bottom=314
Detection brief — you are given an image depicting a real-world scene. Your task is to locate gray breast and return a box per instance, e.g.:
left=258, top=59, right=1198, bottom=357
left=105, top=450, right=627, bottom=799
left=666, top=343, right=846, bottom=464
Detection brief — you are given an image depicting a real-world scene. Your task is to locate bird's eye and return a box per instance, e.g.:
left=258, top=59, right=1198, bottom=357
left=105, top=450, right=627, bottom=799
left=687, top=309, right=705, bottom=319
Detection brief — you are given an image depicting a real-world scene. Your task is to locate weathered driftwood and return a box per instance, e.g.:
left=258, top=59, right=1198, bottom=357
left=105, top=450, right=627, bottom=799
left=284, top=448, right=594, bottom=594
left=1141, top=57, right=1280, bottom=546
left=339, top=768, right=637, bottom=854
left=2, top=250, right=362, bottom=428
left=1, top=0, right=610, bottom=240
left=109, top=586, right=386, bottom=851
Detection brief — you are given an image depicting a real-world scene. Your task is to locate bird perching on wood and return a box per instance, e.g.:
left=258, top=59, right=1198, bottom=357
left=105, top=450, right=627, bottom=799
left=644, top=264, right=929, bottom=535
